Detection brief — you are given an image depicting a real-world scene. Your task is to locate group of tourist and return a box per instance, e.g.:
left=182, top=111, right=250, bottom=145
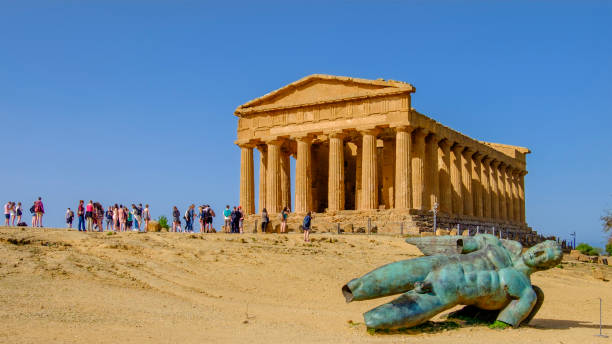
left=171, top=204, right=215, bottom=233
left=3, top=198, right=45, bottom=227
left=66, top=201, right=151, bottom=232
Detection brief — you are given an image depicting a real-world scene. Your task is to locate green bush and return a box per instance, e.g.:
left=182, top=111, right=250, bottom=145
left=605, top=242, right=612, bottom=256
left=157, top=215, right=170, bottom=229
left=576, top=243, right=600, bottom=256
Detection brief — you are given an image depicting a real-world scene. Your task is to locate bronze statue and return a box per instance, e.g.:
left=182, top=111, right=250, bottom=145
left=342, top=234, right=562, bottom=330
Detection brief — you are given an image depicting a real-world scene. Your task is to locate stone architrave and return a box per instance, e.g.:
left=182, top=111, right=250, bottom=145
left=411, top=129, right=427, bottom=210
left=472, top=153, right=483, bottom=218
left=481, top=157, right=492, bottom=218
left=328, top=131, right=345, bottom=211
left=394, top=126, right=413, bottom=210
left=461, top=148, right=475, bottom=216
left=438, top=139, right=452, bottom=214
left=361, top=129, right=379, bottom=209
left=239, top=144, right=255, bottom=215
left=450, top=144, right=464, bottom=215
left=425, top=133, right=440, bottom=210
left=266, top=140, right=282, bottom=213
left=257, top=145, right=267, bottom=213
left=295, top=136, right=312, bottom=214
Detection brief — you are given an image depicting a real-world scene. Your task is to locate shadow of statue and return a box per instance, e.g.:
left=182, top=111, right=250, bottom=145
left=528, top=319, right=612, bottom=330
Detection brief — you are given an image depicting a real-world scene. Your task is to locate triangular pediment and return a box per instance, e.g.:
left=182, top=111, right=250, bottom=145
left=236, top=74, right=414, bottom=115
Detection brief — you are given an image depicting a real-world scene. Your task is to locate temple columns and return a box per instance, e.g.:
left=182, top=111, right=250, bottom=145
left=280, top=149, right=291, bottom=211
left=239, top=145, right=255, bottom=215
left=361, top=129, right=379, bottom=209
left=498, top=164, right=507, bottom=220
left=450, top=144, right=464, bottom=215
left=295, top=137, right=312, bottom=213
left=438, top=140, right=452, bottom=214
left=266, top=140, right=282, bottom=213
left=394, top=126, right=413, bottom=209
left=472, top=153, right=483, bottom=218
left=481, top=157, right=492, bottom=218
left=461, top=148, right=474, bottom=216
left=512, top=170, right=520, bottom=222
left=425, top=134, right=440, bottom=210
left=519, top=171, right=526, bottom=223
left=490, top=161, right=500, bottom=220
left=328, top=132, right=345, bottom=211
left=505, top=166, right=514, bottom=222
left=257, top=145, right=267, bottom=213
left=411, top=129, right=427, bottom=210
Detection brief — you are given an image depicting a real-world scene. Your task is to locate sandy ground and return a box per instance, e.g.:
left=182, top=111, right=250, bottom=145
left=0, top=227, right=610, bottom=344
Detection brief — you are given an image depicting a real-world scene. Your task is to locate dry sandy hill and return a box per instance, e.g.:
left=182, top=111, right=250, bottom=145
left=0, top=227, right=610, bottom=343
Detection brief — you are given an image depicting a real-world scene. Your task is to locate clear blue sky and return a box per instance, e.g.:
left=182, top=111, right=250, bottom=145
left=1, top=1, right=610, bottom=247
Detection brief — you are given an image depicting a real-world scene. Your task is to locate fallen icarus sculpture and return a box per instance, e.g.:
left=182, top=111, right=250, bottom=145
left=342, top=234, right=562, bottom=330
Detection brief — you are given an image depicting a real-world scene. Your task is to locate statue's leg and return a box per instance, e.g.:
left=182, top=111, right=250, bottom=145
left=520, top=285, right=544, bottom=326
left=363, top=291, right=452, bottom=329
left=342, top=256, right=447, bottom=302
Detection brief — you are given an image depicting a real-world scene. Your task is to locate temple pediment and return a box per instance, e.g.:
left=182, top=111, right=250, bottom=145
left=235, top=74, right=414, bottom=115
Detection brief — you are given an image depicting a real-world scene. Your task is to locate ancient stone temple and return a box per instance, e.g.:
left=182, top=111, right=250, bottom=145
left=235, top=74, right=532, bottom=235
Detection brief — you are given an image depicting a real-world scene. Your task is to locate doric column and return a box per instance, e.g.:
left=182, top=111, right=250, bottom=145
left=361, top=129, right=379, bottom=209
left=490, top=160, right=500, bottom=220
left=519, top=171, right=526, bottom=223
left=280, top=148, right=291, bottom=211
left=505, top=165, right=514, bottom=223
left=295, top=136, right=312, bottom=214
left=328, top=131, right=345, bottom=211
left=438, top=139, right=452, bottom=214
left=425, top=133, right=440, bottom=210
left=411, top=129, right=427, bottom=210
left=394, top=126, right=413, bottom=209
left=450, top=144, right=464, bottom=215
left=472, top=153, right=483, bottom=218
left=239, top=144, right=255, bottom=215
left=481, top=157, right=492, bottom=218
left=266, top=140, right=282, bottom=213
left=498, top=163, right=507, bottom=220
left=461, top=148, right=474, bottom=216
left=512, top=169, right=520, bottom=222
left=257, top=145, right=267, bottom=213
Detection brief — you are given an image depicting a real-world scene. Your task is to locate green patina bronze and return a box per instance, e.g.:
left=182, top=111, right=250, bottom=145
left=342, top=234, right=562, bottom=330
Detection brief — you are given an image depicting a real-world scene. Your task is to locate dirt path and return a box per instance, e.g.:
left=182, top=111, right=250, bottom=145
left=0, top=227, right=610, bottom=343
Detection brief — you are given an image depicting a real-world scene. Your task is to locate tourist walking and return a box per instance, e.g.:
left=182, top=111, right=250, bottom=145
left=105, top=206, right=113, bottom=231
left=66, top=208, right=74, bottom=228
left=238, top=206, right=244, bottom=233
left=119, top=205, right=126, bottom=232
left=303, top=212, right=312, bottom=242
left=15, top=202, right=22, bottom=225
left=34, top=197, right=44, bottom=227
left=261, top=208, right=269, bottom=233
left=223, top=205, right=231, bottom=233
left=94, top=202, right=104, bottom=232
left=132, top=204, right=142, bottom=231
left=230, top=206, right=239, bottom=233
left=4, top=201, right=11, bottom=226
left=85, top=200, right=94, bottom=231
left=77, top=200, right=85, bottom=231
left=30, top=202, right=37, bottom=227
left=184, top=204, right=195, bottom=233
left=198, top=206, right=205, bottom=233
left=9, top=202, right=16, bottom=226
left=172, top=206, right=182, bottom=232
left=280, top=207, right=288, bottom=233
left=112, top=204, right=119, bottom=231
left=205, top=205, right=215, bottom=233
left=143, top=204, right=151, bottom=232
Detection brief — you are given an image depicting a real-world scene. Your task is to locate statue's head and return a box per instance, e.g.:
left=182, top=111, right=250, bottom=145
left=522, top=240, right=562, bottom=270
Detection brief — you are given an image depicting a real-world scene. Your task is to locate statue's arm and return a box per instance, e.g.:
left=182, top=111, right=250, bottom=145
left=496, top=286, right=537, bottom=327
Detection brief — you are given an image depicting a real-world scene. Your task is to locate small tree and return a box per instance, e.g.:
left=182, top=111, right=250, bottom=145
left=157, top=215, right=170, bottom=229
left=602, top=210, right=612, bottom=235
left=606, top=242, right=612, bottom=256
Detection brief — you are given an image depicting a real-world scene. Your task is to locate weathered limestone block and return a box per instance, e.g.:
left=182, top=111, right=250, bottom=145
left=449, top=228, right=458, bottom=236
left=593, top=268, right=607, bottom=281
left=435, top=229, right=450, bottom=236
left=462, top=230, right=470, bottom=236
left=147, top=221, right=161, bottom=232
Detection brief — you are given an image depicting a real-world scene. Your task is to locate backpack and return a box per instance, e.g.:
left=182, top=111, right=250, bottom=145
left=34, top=202, right=41, bottom=212
left=136, top=207, right=142, bottom=216
left=30, top=205, right=35, bottom=214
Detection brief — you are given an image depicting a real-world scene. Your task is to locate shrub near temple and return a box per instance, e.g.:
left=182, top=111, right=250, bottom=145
left=576, top=243, right=601, bottom=256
